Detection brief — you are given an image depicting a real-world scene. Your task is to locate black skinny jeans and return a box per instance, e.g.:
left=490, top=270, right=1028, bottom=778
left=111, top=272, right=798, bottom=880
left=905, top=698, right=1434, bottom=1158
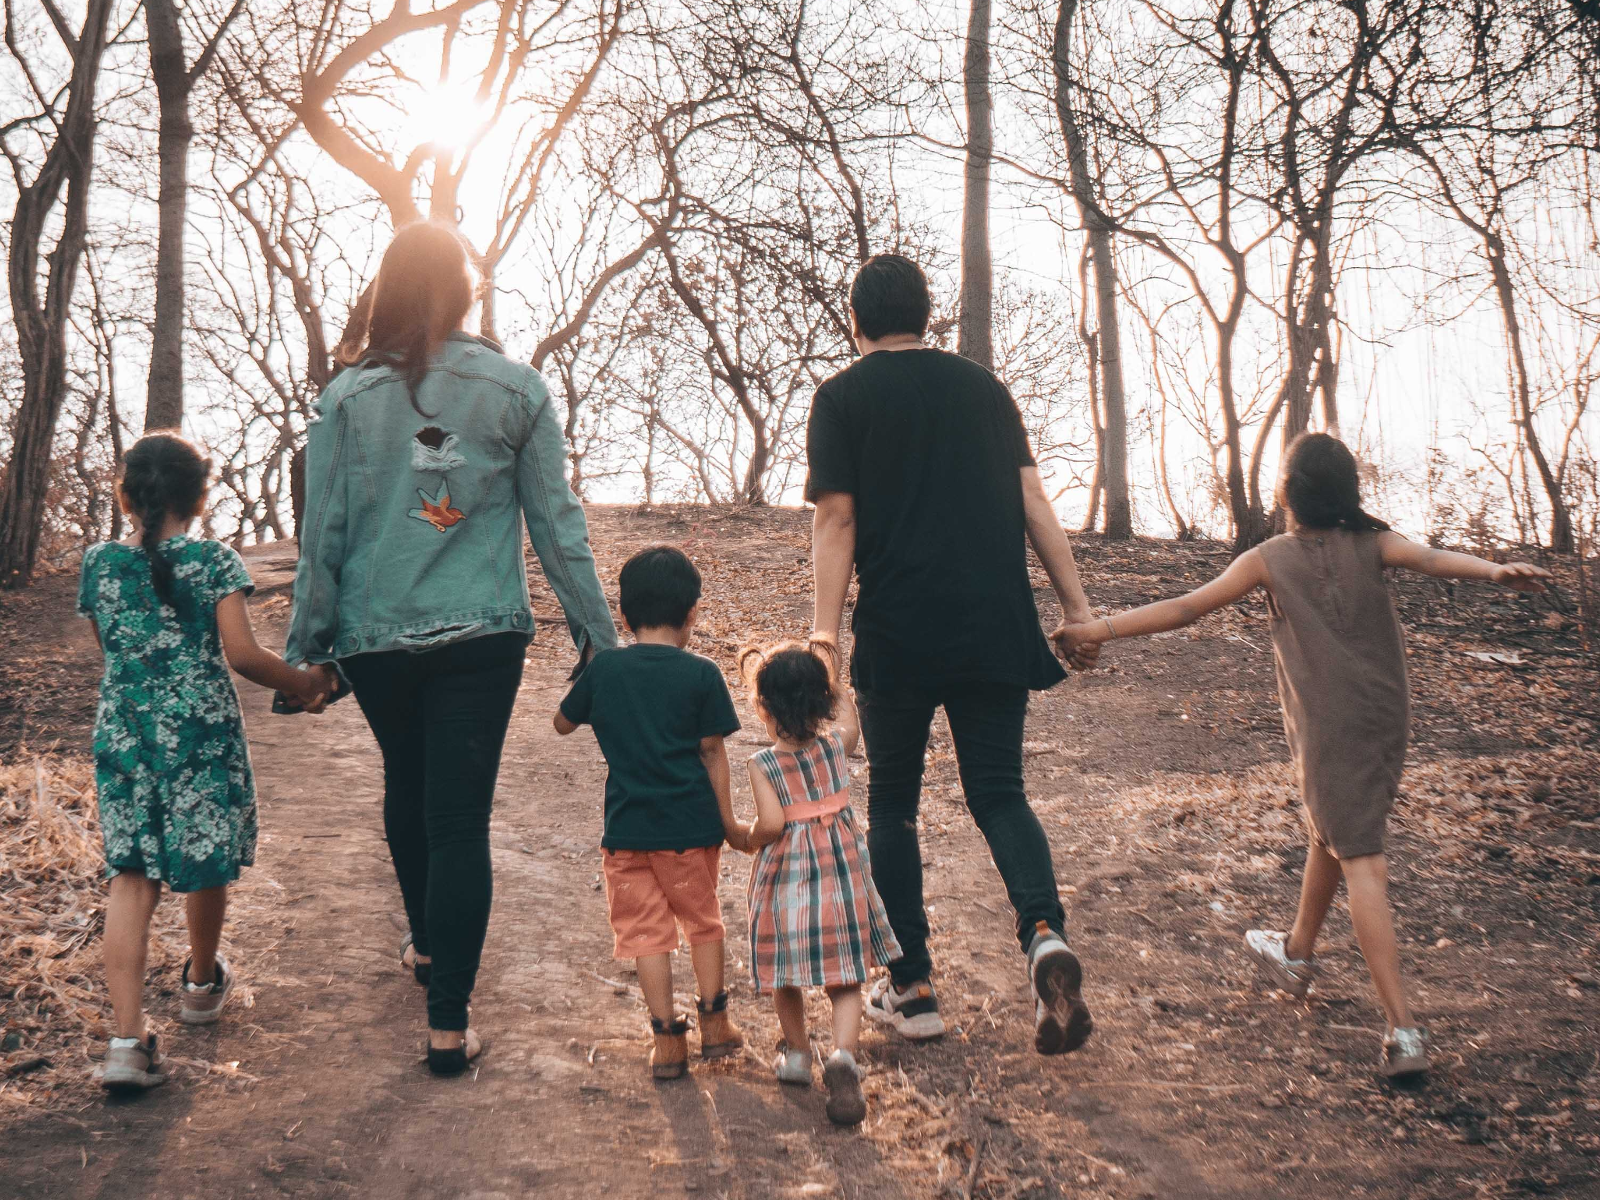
left=342, top=632, right=527, bottom=1031
left=859, top=682, right=1066, bottom=988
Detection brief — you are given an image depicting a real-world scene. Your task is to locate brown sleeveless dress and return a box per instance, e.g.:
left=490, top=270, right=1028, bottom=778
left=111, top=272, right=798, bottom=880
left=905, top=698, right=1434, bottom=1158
left=1258, top=530, right=1409, bottom=858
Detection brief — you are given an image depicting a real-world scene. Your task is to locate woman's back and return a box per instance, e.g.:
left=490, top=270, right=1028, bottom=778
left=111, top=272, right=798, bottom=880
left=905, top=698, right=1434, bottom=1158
left=287, top=333, right=614, bottom=662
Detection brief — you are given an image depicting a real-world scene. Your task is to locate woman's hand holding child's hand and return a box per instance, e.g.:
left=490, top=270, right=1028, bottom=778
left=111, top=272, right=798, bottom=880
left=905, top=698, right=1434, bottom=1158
left=1493, top=562, right=1552, bottom=593
left=296, top=664, right=337, bottom=714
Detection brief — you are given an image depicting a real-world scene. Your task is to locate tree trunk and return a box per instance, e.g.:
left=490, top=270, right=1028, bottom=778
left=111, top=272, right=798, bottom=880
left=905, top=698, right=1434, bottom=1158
left=1484, top=228, right=1573, bottom=552
left=957, top=0, right=994, bottom=369
left=1053, top=0, right=1130, bottom=539
left=143, top=0, right=192, bottom=432
left=0, top=0, right=115, bottom=587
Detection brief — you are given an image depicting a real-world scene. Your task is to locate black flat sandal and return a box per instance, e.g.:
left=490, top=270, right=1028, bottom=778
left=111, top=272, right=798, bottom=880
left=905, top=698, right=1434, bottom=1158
left=426, top=1029, right=483, bottom=1077
left=400, top=934, right=431, bottom=987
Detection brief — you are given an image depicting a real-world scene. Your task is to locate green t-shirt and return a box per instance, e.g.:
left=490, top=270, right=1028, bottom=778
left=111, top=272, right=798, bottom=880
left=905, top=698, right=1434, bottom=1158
left=560, top=644, right=740, bottom=850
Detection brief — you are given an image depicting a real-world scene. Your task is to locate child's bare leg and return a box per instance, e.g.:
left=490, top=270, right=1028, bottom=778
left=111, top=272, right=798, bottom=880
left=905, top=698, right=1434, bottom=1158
left=636, top=953, right=676, bottom=1023
left=826, top=984, right=863, bottom=1054
left=774, top=986, right=808, bottom=1050
left=688, top=938, right=726, bottom=1002
left=1285, top=839, right=1342, bottom=961
left=105, top=873, right=162, bottom=1039
left=184, top=886, right=228, bottom=983
left=1340, top=853, right=1414, bottom=1028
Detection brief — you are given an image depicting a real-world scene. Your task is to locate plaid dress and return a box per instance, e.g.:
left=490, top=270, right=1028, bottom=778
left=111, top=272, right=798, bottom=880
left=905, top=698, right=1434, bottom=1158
left=746, top=731, right=901, bottom=992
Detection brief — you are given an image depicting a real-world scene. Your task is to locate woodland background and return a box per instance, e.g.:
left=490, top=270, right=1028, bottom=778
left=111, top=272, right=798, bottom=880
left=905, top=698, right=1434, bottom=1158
left=2, top=0, right=1599, bottom=587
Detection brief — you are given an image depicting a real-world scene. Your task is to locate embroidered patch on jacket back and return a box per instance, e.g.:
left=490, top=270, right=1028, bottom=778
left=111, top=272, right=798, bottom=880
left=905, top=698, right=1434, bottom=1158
left=408, top=426, right=467, bottom=530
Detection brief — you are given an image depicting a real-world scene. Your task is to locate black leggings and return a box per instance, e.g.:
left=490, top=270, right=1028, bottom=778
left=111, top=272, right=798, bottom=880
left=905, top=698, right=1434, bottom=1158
left=343, top=632, right=527, bottom=1030
left=858, top=682, right=1065, bottom=988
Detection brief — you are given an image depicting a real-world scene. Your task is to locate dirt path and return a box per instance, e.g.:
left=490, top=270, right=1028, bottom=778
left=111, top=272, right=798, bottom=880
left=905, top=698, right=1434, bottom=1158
left=4, top=508, right=1597, bottom=1199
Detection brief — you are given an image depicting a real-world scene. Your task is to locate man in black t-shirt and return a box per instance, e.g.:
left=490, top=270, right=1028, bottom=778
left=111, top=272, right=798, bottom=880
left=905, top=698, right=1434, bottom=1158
left=808, top=254, right=1097, bottom=1056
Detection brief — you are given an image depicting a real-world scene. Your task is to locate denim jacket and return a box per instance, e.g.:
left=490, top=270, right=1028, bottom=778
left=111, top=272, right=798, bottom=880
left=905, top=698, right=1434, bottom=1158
left=285, top=333, right=617, bottom=667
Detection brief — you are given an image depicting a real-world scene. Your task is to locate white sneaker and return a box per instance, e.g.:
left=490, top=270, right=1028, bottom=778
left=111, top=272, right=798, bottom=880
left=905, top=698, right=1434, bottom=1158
left=180, top=956, right=234, bottom=1025
left=774, top=1041, right=813, bottom=1086
left=864, top=977, right=946, bottom=1040
left=1383, top=1026, right=1429, bottom=1078
left=822, top=1049, right=867, bottom=1125
left=101, top=1033, right=168, bottom=1093
left=1243, top=930, right=1316, bottom=999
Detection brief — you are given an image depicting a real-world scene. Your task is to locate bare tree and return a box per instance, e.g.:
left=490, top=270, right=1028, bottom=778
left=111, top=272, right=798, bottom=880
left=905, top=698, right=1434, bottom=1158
left=142, top=0, right=244, bottom=431
left=1052, top=0, right=1131, bottom=538
left=0, top=0, right=118, bottom=587
left=957, top=0, right=994, bottom=368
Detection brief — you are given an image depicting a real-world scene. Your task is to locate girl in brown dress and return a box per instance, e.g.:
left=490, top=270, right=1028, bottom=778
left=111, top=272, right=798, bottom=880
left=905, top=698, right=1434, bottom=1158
left=1056, top=434, right=1550, bottom=1078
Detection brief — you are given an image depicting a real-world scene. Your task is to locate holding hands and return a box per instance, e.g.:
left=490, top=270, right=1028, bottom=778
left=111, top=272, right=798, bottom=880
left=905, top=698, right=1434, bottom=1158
left=1052, top=611, right=1104, bottom=672
left=1052, top=618, right=1110, bottom=668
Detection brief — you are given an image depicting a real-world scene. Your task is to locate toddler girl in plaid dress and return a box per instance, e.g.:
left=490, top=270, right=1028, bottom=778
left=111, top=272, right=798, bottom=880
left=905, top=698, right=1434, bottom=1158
left=733, top=639, right=900, bottom=1126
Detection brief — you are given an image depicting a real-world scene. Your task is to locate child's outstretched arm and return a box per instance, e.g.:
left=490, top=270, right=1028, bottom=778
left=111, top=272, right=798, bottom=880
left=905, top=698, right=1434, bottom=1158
left=1377, top=533, right=1551, bottom=592
left=1055, top=549, right=1269, bottom=657
left=217, top=592, right=330, bottom=711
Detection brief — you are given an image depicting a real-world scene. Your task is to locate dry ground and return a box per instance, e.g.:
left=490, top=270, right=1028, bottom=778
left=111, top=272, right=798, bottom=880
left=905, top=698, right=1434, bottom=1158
left=2, top=505, right=1598, bottom=1199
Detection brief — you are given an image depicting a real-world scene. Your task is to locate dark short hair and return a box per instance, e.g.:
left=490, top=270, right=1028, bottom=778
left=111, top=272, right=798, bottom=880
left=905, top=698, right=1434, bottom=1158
left=748, top=645, right=837, bottom=744
left=849, top=254, right=931, bottom=341
left=618, top=545, right=702, bottom=631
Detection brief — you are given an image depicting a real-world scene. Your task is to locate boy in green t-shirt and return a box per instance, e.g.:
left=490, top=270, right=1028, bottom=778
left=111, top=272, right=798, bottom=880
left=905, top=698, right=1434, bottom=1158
left=555, top=546, right=744, bottom=1079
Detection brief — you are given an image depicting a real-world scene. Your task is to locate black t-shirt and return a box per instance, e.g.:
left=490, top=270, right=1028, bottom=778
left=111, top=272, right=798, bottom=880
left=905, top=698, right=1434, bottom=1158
left=805, top=348, right=1066, bottom=695
left=559, top=644, right=741, bottom=850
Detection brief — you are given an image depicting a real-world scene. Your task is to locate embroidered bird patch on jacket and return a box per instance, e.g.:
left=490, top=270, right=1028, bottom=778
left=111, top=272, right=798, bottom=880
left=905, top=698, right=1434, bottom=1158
left=409, top=482, right=466, bottom=531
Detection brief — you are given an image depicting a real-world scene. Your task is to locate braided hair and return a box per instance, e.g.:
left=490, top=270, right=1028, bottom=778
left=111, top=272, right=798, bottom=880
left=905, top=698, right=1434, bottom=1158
left=1278, top=432, right=1390, bottom=534
left=119, top=433, right=211, bottom=609
left=741, top=639, right=839, bottom=744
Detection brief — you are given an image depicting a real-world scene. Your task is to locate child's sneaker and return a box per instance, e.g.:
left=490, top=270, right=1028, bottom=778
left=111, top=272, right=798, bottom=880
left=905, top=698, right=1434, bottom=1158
left=101, top=1033, right=168, bottom=1093
left=774, top=1041, right=813, bottom=1086
left=1027, top=922, right=1093, bottom=1056
left=696, top=991, right=745, bottom=1060
left=865, top=977, right=945, bottom=1040
left=650, top=1016, right=690, bottom=1080
left=1243, top=930, right=1317, bottom=999
left=180, top=956, right=234, bottom=1025
left=1382, top=1026, right=1429, bottom=1079
left=822, top=1049, right=867, bottom=1126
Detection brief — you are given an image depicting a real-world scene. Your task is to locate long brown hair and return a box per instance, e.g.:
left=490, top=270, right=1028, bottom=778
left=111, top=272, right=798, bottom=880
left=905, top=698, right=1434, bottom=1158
left=336, top=221, right=478, bottom=416
left=1278, top=432, right=1390, bottom=533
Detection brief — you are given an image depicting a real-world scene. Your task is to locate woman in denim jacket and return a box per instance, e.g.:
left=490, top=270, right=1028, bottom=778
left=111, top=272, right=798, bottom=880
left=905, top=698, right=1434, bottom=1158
left=286, top=221, right=617, bottom=1074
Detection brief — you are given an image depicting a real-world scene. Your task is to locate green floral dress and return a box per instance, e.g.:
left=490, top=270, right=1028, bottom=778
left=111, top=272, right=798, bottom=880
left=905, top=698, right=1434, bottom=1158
left=77, top=536, right=258, bottom=892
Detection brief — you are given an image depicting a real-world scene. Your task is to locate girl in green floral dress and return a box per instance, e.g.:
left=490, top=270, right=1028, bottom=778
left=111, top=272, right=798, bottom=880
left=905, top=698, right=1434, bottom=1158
left=78, top=434, right=333, bottom=1092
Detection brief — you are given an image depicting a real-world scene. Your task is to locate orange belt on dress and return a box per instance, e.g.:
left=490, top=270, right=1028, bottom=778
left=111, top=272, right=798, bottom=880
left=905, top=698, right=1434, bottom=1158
left=782, top=789, right=849, bottom=828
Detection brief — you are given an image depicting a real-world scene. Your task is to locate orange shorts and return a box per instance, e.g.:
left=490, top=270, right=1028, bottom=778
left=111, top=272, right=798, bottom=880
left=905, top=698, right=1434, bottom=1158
left=602, top=846, right=725, bottom=959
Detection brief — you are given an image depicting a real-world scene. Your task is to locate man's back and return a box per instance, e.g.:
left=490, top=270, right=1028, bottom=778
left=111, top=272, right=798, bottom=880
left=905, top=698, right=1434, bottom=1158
left=806, top=348, right=1064, bottom=693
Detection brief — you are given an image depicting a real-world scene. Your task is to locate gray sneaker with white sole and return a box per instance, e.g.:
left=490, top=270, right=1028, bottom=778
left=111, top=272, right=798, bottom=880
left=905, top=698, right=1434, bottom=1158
left=101, top=1034, right=168, bottom=1093
left=180, top=956, right=234, bottom=1024
left=1383, top=1026, right=1429, bottom=1078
